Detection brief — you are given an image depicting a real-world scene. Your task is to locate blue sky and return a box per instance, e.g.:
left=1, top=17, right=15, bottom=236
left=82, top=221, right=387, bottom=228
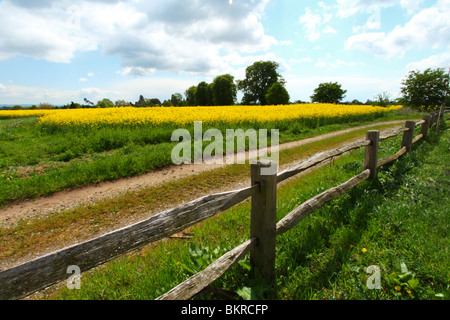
left=0, top=0, right=449, bottom=105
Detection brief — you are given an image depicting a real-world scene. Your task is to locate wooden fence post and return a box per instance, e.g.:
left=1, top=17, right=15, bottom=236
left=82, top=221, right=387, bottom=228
left=250, top=160, right=277, bottom=285
left=364, top=130, right=380, bottom=180
left=421, top=115, right=431, bottom=139
left=402, top=120, right=416, bottom=152
left=430, top=112, right=436, bottom=127
left=437, top=104, right=444, bottom=133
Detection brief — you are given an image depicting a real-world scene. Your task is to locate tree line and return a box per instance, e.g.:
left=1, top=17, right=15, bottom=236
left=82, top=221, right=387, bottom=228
left=5, top=62, right=448, bottom=112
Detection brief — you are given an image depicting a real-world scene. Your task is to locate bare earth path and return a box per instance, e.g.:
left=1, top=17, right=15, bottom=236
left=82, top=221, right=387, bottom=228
left=0, top=121, right=406, bottom=227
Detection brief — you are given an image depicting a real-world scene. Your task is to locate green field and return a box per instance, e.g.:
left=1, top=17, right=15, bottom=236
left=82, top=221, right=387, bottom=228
left=2, top=107, right=447, bottom=301
left=24, top=115, right=448, bottom=301
left=0, top=108, right=417, bottom=207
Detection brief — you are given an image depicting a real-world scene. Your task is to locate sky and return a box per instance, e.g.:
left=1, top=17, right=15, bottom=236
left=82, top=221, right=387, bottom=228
left=0, top=0, right=449, bottom=106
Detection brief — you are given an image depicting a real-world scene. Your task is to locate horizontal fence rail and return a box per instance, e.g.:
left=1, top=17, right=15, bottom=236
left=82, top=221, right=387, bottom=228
left=0, top=185, right=259, bottom=300
left=0, top=107, right=446, bottom=300
left=276, top=169, right=371, bottom=236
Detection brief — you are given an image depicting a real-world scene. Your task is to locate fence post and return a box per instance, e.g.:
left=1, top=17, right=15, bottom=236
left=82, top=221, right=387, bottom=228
left=402, top=120, right=416, bottom=152
left=421, top=115, right=431, bottom=139
left=250, top=160, right=277, bottom=285
left=364, top=130, right=380, bottom=180
left=430, top=112, right=436, bottom=128
left=437, top=104, right=444, bottom=133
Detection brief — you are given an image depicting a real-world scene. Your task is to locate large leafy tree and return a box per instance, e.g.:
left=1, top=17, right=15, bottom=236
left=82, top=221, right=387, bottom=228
left=238, top=61, right=284, bottom=105
left=212, top=74, right=237, bottom=106
left=185, top=86, right=197, bottom=106
left=97, top=98, right=114, bottom=108
left=311, top=82, right=347, bottom=104
left=195, top=81, right=213, bottom=106
left=400, top=68, right=449, bottom=111
left=265, top=82, right=290, bottom=105
left=170, top=93, right=185, bottom=106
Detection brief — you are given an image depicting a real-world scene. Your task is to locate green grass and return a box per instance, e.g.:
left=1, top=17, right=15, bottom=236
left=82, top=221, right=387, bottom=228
left=37, top=119, right=448, bottom=301
left=274, top=128, right=449, bottom=300
left=0, top=108, right=419, bottom=207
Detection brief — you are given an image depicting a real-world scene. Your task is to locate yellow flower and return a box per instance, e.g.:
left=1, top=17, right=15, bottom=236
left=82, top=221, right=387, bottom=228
left=362, top=248, right=367, bottom=253
left=350, top=245, right=354, bottom=249
left=33, top=104, right=403, bottom=128
left=407, top=290, right=412, bottom=294
left=395, top=286, right=401, bottom=291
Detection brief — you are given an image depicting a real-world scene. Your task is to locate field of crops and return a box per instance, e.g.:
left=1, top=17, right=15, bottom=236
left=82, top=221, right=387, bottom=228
left=0, top=104, right=402, bottom=128
left=0, top=104, right=409, bottom=207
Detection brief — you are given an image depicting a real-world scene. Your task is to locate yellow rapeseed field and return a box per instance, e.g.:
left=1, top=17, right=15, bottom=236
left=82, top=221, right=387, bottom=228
left=0, top=104, right=402, bottom=128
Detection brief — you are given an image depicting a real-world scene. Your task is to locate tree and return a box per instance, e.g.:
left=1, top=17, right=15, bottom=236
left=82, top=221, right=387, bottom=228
left=195, top=81, right=213, bottom=106
left=97, top=98, right=114, bottom=108
left=69, top=101, right=82, bottom=109
left=311, top=82, right=347, bottom=104
left=148, top=98, right=162, bottom=106
left=237, top=61, right=284, bottom=105
left=185, top=86, right=197, bottom=106
left=162, top=100, right=173, bottom=107
left=39, top=102, right=54, bottom=109
left=171, top=93, right=185, bottom=106
left=400, top=68, right=449, bottom=111
left=84, top=98, right=94, bottom=107
left=372, top=92, right=391, bottom=107
left=136, top=95, right=146, bottom=107
left=350, top=99, right=363, bottom=105
left=212, top=74, right=237, bottom=106
left=115, top=100, right=133, bottom=107
left=265, top=82, right=290, bottom=105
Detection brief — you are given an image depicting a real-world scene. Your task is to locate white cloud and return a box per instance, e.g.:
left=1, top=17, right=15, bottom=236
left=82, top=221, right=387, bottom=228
left=110, top=77, right=197, bottom=102
left=299, top=8, right=323, bottom=41
left=0, top=76, right=198, bottom=105
left=299, top=4, right=335, bottom=42
left=315, top=59, right=328, bottom=68
left=0, top=1, right=98, bottom=63
left=323, top=26, right=337, bottom=34
left=118, top=67, right=156, bottom=77
left=345, top=0, right=450, bottom=58
left=285, top=74, right=403, bottom=102
left=400, top=0, right=424, bottom=14
left=337, top=0, right=425, bottom=32
left=0, top=83, right=79, bottom=104
left=406, top=52, right=450, bottom=71
left=314, top=58, right=362, bottom=69
left=336, top=0, right=397, bottom=18
left=0, top=0, right=276, bottom=75
left=289, top=57, right=313, bottom=64
left=279, top=40, right=294, bottom=46
left=79, top=71, right=95, bottom=82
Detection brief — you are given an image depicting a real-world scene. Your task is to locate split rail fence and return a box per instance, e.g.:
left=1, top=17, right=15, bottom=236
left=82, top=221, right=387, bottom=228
left=0, top=107, right=446, bottom=300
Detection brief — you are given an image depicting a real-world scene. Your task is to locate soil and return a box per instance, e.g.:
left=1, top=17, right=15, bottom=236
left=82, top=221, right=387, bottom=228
left=0, top=121, right=406, bottom=228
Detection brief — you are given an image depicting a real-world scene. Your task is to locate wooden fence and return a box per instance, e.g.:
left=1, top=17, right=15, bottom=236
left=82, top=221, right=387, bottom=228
left=0, top=107, right=446, bottom=300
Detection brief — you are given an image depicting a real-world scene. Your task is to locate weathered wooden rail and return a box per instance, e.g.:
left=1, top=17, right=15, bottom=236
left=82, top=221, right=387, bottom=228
left=0, top=107, right=446, bottom=300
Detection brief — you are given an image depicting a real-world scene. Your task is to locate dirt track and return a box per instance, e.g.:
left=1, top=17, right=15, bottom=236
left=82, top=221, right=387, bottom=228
left=0, top=121, right=406, bottom=227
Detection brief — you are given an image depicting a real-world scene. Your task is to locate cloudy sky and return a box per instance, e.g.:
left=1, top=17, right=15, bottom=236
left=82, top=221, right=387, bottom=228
left=0, top=0, right=449, bottom=105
